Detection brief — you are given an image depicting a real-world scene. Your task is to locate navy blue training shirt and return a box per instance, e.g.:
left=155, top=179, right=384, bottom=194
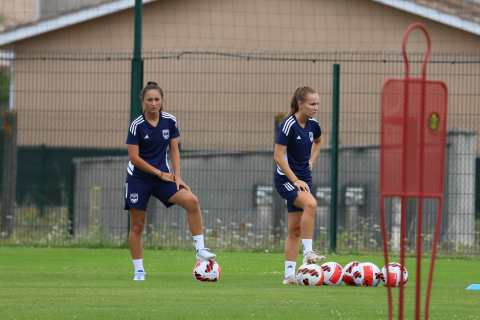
left=275, top=114, right=321, bottom=181
left=126, top=111, right=180, bottom=182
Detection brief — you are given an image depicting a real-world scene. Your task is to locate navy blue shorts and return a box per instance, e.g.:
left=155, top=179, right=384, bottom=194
left=124, top=180, right=185, bottom=211
left=275, top=175, right=312, bottom=213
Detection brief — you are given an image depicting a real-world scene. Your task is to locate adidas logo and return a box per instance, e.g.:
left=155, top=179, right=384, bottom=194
left=144, top=135, right=150, bottom=139
left=287, top=265, right=294, bottom=268
left=297, top=136, right=301, bottom=139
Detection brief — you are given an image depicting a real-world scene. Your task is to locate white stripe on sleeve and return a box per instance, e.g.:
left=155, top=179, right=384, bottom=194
left=162, top=112, right=177, bottom=125
left=129, top=116, right=144, bottom=136
left=282, top=117, right=295, bottom=136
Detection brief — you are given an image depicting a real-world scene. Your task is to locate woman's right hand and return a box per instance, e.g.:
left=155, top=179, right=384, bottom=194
left=159, top=171, right=176, bottom=182
left=293, top=179, right=310, bottom=193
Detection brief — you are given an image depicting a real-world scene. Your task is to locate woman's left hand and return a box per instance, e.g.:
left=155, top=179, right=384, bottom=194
left=308, top=161, right=313, bottom=170
left=175, top=177, right=191, bottom=192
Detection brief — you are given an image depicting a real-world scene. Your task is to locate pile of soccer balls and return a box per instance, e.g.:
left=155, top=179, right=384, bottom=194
left=296, top=261, right=408, bottom=287
left=191, top=259, right=408, bottom=287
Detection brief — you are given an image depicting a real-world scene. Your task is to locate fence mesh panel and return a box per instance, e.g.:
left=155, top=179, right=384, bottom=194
left=0, top=50, right=478, bottom=255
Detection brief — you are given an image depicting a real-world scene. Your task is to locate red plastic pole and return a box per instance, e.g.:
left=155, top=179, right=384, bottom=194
left=379, top=196, right=393, bottom=320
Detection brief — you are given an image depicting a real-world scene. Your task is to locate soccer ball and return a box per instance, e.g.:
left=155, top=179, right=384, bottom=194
left=343, top=261, right=361, bottom=286
left=296, top=263, right=324, bottom=286
left=321, top=262, right=344, bottom=286
left=193, top=260, right=221, bottom=282
left=352, top=262, right=381, bottom=287
left=381, top=262, right=408, bottom=287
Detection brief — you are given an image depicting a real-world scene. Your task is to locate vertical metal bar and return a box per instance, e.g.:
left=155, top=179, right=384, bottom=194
left=415, top=197, right=423, bottom=320
left=330, top=64, right=340, bottom=253
left=1, top=110, right=17, bottom=236
left=273, top=113, right=286, bottom=243
left=379, top=196, right=393, bottom=320
left=399, top=56, right=410, bottom=320
left=425, top=197, right=444, bottom=320
left=129, top=0, right=144, bottom=236
left=8, top=51, right=14, bottom=111
left=40, top=144, right=45, bottom=216
left=68, top=162, right=75, bottom=236
left=399, top=196, right=407, bottom=320
left=130, top=0, right=143, bottom=123
left=415, top=76, right=427, bottom=320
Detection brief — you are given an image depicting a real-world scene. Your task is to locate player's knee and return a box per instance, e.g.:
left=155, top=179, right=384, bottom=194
left=289, top=224, right=301, bottom=237
left=305, top=199, right=317, bottom=213
left=186, top=194, right=200, bottom=212
left=130, top=220, right=145, bottom=234
left=191, top=194, right=199, bottom=206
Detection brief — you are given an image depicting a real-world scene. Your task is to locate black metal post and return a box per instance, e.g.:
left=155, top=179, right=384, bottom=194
left=330, top=64, right=340, bottom=253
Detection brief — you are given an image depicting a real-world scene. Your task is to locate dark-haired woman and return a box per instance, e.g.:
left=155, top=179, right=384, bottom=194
left=124, top=81, right=215, bottom=281
left=274, top=86, right=326, bottom=285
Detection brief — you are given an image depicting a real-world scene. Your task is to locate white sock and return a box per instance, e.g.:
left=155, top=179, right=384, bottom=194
left=302, top=239, right=313, bottom=255
left=133, top=259, right=144, bottom=272
left=285, top=261, right=297, bottom=278
left=193, top=235, right=204, bottom=251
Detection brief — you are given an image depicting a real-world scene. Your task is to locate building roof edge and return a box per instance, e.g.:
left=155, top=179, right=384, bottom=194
left=372, top=0, right=480, bottom=36
left=0, top=0, right=156, bottom=47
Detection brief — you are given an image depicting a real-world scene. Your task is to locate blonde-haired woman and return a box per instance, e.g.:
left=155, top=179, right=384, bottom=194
left=274, top=86, right=326, bottom=285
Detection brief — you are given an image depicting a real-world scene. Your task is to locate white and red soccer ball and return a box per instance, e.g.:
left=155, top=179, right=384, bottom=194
left=381, top=262, right=408, bottom=287
left=352, top=262, right=382, bottom=287
left=321, top=262, right=344, bottom=286
left=342, top=261, right=361, bottom=286
left=193, top=260, right=221, bottom=282
left=296, top=263, right=324, bottom=286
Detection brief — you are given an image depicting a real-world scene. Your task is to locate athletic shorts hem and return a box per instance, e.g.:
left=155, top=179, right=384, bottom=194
left=124, top=181, right=185, bottom=211
left=275, top=175, right=311, bottom=213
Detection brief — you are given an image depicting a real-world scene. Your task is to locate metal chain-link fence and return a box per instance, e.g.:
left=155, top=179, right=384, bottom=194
left=1, top=51, right=479, bottom=255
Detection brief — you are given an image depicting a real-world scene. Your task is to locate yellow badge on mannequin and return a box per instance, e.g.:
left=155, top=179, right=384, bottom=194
left=428, top=113, right=439, bottom=131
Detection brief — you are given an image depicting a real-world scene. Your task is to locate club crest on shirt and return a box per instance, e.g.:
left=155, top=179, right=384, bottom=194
left=162, top=129, right=169, bottom=140
left=130, top=193, right=139, bottom=203
left=309, top=132, right=313, bottom=142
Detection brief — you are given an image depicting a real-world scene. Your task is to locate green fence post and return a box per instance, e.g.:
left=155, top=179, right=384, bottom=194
left=130, top=0, right=143, bottom=123
left=330, top=64, right=340, bottom=253
left=40, top=143, right=46, bottom=216
left=273, top=113, right=286, bottom=246
left=128, top=0, right=144, bottom=237
left=68, top=162, right=75, bottom=236
left=1, top=109, right=17, bottom=237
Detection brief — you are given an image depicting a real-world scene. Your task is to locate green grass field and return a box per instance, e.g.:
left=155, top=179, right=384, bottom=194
left=0, top=247, right=478, bottom=319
